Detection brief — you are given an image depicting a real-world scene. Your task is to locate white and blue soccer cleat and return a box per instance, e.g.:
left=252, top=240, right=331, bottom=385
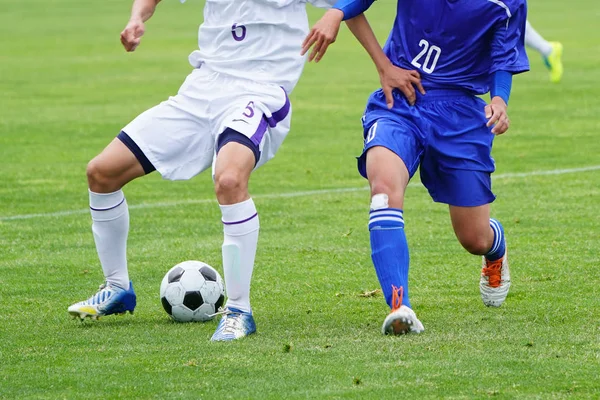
left=68, top=281, right=136, bottom=320
left=211, top=307, right=256, bottom=341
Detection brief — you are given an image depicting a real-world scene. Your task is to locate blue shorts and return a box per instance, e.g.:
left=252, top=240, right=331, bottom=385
left=358, top=89, right=496, bottom=207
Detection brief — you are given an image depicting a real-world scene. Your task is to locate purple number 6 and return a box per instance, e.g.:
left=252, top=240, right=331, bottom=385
left=232, top=23, right=246, bottom=42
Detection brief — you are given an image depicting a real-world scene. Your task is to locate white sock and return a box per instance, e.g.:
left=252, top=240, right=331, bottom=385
left=220, top=198, right=259, bottom=313
left=89, top=190, right=130, bottom=289
left=525, top=21, right=553, bottom=57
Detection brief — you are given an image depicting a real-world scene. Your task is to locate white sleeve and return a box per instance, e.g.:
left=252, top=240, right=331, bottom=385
left=250, top=0, right=335, bottom=9
left=253, top=0, right=301, bottom=7
left=307, top=0, right=336, bottom=8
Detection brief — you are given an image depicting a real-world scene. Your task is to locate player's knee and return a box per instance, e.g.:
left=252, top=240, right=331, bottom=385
left=369, top=182, right=404, bottom=208
left=458, top=234, right=490, bottom=255
left=214, top=170, right=248, bottom=203
left=86, top=158, right=120, bottom=193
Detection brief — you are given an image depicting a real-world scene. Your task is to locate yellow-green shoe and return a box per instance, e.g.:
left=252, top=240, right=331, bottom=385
left=543, top=41, right=563, bottom=83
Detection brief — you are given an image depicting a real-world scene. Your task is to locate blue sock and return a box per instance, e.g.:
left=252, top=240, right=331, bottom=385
left=485, top=218, right=506, bottom=261
left=369, top=207, right=411, bottom=309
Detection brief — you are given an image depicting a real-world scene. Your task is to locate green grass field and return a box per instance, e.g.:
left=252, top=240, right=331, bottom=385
left=1, top=0, right=599, bottom=398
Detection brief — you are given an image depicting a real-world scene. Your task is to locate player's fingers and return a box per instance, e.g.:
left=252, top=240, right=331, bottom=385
left=492, top=109, right=507, bottom=127
left=490, top=114, right=506, bottom=133
left=486, top=105, right=504, bottom=127
left=308, top=37, right=323, bottom=62
left=301, top=30, right=317, bottom=55
left=315, top=42, right=330, bottom=63
left=402, top=83, right=416, bottom=106
left=121, top=37, right=133, bottom=52
left=492, top=117, right=510, bottom=134
left=301, top=30, right=312, bottom=49
left=486, top=113, right=500, bottom=128
left=492, top=122, right=504, bottom=134
left=410, top=76, right=426, bottom=95
left=134, top=26, right=144, bottom=39
left=409, top=70, right=421, bottom=79
left=383, top=86, right=394, bottom=109
left=484, top=104, right=493, bottom=120
left=129, top=38, right=141, bottom=52
left=121, top=29, right=137, bottom=50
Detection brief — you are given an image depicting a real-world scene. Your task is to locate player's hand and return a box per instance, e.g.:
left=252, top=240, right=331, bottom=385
left=485, top=97, right=509, bottom=134
left=120, top=18, right=145, bottom=52
left=301, top=9, right=344, bottom=62
left=380, top=63, right=425, bottom=107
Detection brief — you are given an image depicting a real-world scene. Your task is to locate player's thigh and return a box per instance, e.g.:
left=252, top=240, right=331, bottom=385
left=359, top=118, right=423, bottom=208
left=122, top=99, right=213, bottom=181
left=419, top=97, right=496, bottom=206
left=449, top=203, right=492, bottom=253
left=212, top=82, right=291, bottom=175
left=87, top=138, right=145, bottom=190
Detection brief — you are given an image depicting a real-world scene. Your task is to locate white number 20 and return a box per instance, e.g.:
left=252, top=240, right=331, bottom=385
left=410, top=39, right=441, bottom=74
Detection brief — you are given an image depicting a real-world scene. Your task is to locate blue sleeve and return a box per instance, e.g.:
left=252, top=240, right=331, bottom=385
left=489, top=1, right=530, bottom=75
left=490, top=71, right=512, bottom=104
left=332, top=0, right=376, bottom=20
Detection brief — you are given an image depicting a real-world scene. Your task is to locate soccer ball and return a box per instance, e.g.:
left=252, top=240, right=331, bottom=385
left=160, top=260, right=225, bottom=322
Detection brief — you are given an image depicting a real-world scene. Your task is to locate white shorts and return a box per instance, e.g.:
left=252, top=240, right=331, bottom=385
left=121, top=66, right=292, bottom=181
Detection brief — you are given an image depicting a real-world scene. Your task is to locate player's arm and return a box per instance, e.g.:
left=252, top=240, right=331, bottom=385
left=301, top=0, right=375, bottom=62
left=120, top=0, right=162, bottom=52
left=345, top=14, right=425, bottom=107
left=485, top=1, right=529, bottom=134
left=486, top=71, right=512, bottom=135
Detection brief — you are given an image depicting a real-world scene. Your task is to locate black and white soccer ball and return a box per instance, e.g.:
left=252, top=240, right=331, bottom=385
left=160, top=260, right=225, bottom=322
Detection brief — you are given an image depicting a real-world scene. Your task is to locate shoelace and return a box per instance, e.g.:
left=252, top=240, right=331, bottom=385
left=211, top=309, right=243, bottom=335
left=208, top=307, right=229, bottom=318
left=391, top=285, right=404, bottom=312
left=84, top=283, right=112, bottom=305
left=482, top=258, right=503, bottom=288
left=222, top=313, right=242, bottom=335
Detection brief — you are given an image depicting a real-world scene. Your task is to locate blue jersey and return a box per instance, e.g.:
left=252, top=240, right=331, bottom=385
left=382, top=0, right=529, bottom=94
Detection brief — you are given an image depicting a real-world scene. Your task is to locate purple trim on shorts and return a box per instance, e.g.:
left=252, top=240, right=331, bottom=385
left=217, top=128, right=260, bottom=165
left=250, top=118, right=269, bottom=147
left=266, top=91, right=291, bottom=127
left=117, top=131, right=156, bottom=174
left=90, top=197, right=125, bottom=212
left=222, top=212, right=258, bottom=225
left=250, top=88, right=290, bottom=146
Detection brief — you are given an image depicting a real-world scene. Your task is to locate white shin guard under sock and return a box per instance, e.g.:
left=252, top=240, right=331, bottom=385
left=220, top=198, right=259, bottom=313
left=89, top=189, right=130, bottom=289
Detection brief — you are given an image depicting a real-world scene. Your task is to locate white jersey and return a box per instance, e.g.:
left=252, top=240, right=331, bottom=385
left=187, top=0, right=335, bottom=93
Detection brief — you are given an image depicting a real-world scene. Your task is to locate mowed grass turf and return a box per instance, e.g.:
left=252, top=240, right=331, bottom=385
left=1, top=0, right=599, bottom=398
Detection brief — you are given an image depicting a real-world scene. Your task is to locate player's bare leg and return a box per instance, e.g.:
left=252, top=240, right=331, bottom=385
left=87, top=138, right=146, bottom=193
left=449, top=205, right=510, bottom=307
left=68, top=138, right=145, bottom=320
left=366, top=146, right=424, bottom=335
left=211, top=141, right=258, bottom=341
